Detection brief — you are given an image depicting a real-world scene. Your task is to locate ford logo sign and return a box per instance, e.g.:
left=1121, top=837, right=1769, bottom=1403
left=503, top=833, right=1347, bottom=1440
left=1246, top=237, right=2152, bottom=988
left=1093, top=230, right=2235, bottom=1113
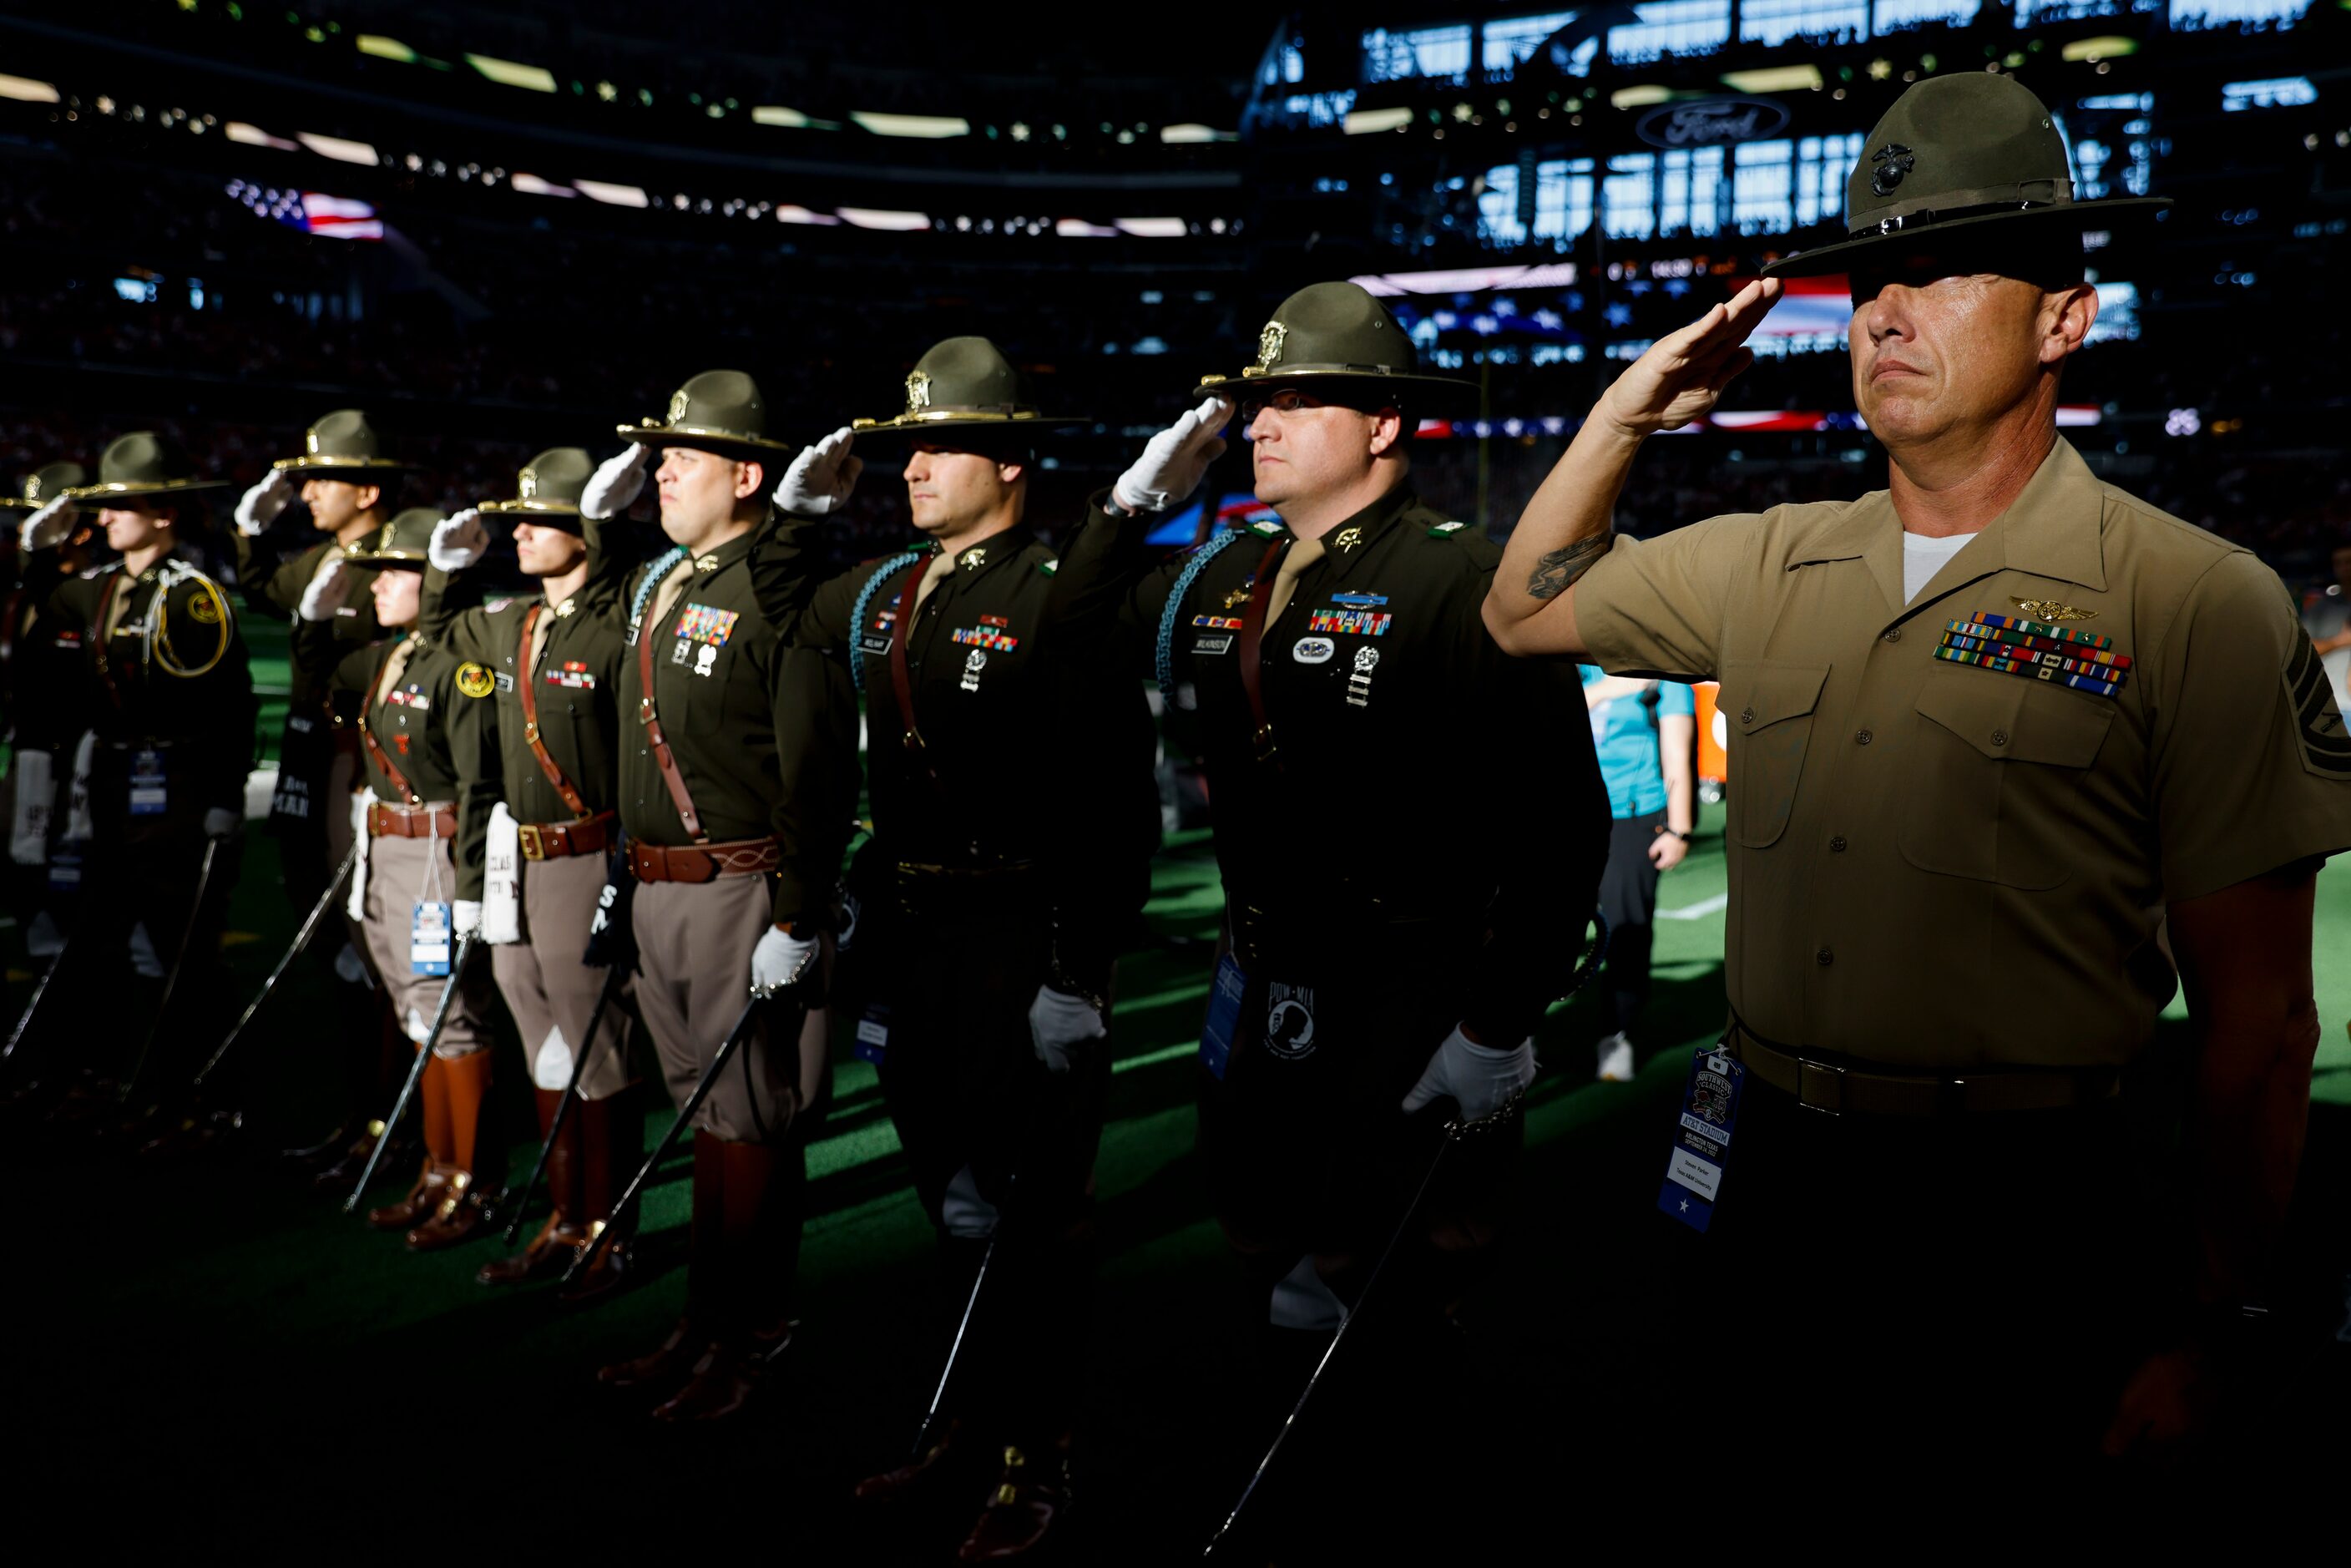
left=1635, top=98, right=1791, bottom=151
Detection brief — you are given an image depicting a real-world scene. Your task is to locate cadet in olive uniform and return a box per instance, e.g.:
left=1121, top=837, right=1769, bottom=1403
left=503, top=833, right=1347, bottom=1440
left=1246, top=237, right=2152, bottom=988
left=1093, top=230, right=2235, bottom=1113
left=2, top=462, right=91, bottom=954
left=1101, top=286, right=1610, bottom=1508
left=315, top=509, right=504, bottom=1251
left=579, top=372, right=859, bottom=1424
left=419, top=448, right=647, bottom=1300
left=751, top=337, right=1159, bottom=1556
left=232, top=411, right=399, bottom=1185
left=11, top=435, right=253, bottom=1128
left=1487, top=75, right=2351, bottom=1474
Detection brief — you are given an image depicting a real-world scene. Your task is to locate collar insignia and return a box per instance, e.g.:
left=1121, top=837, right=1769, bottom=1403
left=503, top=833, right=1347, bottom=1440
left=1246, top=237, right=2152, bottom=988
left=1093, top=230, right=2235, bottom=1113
left=1332, top=526, right=1363, bottom=554
left=554, top=598, right=576, bottom=617
left=2009, top=597, right=2096, bottom=622
left=695, top=554, right=720, bottom=573
left=960, top=547, right=987, bottom=571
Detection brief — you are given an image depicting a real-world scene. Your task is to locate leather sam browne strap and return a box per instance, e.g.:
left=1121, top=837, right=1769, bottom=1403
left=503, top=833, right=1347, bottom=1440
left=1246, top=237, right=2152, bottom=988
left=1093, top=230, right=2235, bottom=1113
left=88, top=573, right=126, bottom=708
left=887, top=559, right=946, bottom=794
left=360, top=640, right=418, bottom=803
left=1232, top=542, right=1286, bottom=765
left=635, top=568, right=705, bottom=842
left=517, top=603, right=593, bottom=819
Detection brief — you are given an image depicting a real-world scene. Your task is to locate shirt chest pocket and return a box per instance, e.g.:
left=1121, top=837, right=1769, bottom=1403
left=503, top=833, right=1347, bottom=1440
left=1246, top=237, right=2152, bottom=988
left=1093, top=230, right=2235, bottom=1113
left=1720, top=660, right=1830, bottom=849
left=1898, top=665, right=2115, bottom=888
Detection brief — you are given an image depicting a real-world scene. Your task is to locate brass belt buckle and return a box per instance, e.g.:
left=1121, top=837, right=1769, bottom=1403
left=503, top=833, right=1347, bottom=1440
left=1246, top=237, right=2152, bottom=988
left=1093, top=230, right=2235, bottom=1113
left=1794, top=1055, right=1847, bottom=1116
left=518, top=823, right=545, bottom=861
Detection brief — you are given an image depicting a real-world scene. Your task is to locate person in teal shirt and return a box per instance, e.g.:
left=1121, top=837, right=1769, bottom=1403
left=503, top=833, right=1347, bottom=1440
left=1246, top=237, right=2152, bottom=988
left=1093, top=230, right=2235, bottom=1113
left=1578, top=665, right=1696, bottom=1080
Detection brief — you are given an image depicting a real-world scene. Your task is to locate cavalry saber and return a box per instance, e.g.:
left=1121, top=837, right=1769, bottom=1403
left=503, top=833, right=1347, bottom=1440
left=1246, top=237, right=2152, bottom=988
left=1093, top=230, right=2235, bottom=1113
left=192, top=839, right=360, bottom=1093
left=3, top=923, right=74, bottom=1070
left=342, top=932, right=479, bottom=1213
left=560, top=989, right=795, bottom=1287
left=1202, top=1090, right=1529, bottom=1561
left=116, top=837, right=223, bottom=1107
left=501, top=964, right=627, bottom=1245
left=909, top=1171, right=1020, bottom=1464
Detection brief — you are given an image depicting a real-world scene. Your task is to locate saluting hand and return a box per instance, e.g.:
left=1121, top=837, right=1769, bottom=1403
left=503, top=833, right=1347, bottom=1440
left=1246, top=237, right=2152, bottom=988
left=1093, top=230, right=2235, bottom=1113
left=234, top=470, right=296, bottom=537
left=1112, top=396, right=1233, bottom=513
left=581, top=443, right=650, bottom=520
left=297, top=554, right=351, bottom=622
left=1599, top=276, right=1782, bottom=438
left=21, top=495, right=76, bottom=553
left=775, top=426, right=862, bottom=518
left=427, top=508, right=488, bottom=572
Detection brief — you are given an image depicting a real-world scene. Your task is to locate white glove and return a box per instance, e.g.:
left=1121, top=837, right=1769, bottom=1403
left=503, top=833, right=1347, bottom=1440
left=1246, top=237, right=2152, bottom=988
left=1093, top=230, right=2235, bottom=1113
left=427, top=507, right=488, bottom=572
left=1029, top=984, right=1107, bottom=1075
left=202, top=807, right=241, bottom=841
left=452, top=899, right=483, bottom=938
left=750, top=924, right=819, bottom=999
left=1401, top=1025, right=1536, bottom=1122
left=9, top=749, right=53, bottom=865
left=1112, top=396, right=1233, bottom=513
left=234, top=470, right=296, bottom=536
left=22, top=496, right=76, bottom=553
left=296, top=554, right=351, bottom=622
left=581, top=443, right=650, bottom=520
left=774, top=426, right=862, bottom=518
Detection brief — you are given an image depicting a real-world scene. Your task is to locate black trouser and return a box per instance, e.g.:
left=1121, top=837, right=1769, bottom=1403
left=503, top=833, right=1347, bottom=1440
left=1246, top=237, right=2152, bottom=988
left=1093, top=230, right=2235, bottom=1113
left=1596, top=809, right=1663, bottom=1037
left=852, top=866, right=1108, bottom=1450
left=1652, top=1071, right=2180, bottom=1479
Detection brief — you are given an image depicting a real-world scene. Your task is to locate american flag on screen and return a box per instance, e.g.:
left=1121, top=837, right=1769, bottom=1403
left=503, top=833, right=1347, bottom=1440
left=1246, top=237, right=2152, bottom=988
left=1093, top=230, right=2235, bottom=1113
left=288, top=193, right=383, bottom=240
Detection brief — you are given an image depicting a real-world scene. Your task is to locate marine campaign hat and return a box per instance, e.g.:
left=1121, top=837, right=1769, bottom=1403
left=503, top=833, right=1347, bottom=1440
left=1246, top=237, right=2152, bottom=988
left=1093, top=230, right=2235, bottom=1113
left=340, top=507, right=442, bottom=569
left=1, top=461, right=89, bottom=511
left=271, top=408, right=409, bottom=478
left=619, top=370, right=796, bottom=463
left=64, top=432, right=229, bottom=502
left=1764, top=73, right=2170, bottom=279
left=479, top=447, right=592, bottom=519
left=852, top=336, right=1087, bottom=437
left=1191, top=280, right=1474, bottom=412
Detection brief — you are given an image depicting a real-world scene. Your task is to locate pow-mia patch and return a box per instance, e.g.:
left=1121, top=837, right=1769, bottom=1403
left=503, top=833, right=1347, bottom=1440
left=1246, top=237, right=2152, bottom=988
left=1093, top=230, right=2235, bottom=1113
left=185, top=594, right=223, bottom=625
left=2285, top=637, right=2351, bottom=778
left=455, top=662, right=495, bottom=699
left=1262, top=982, right=1316, bottom=1060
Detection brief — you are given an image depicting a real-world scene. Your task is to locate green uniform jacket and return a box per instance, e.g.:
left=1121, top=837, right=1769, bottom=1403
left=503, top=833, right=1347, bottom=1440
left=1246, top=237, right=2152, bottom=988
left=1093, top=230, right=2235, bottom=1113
left=750, top=501, right=1159, bottom=991
left=617, top=529, right=860, bottom=927
left=235, top=532, right=385, bottom=716
left=1103, top=483, right=1610, bottom=1045
left=421, top=565, right=629, bottom=824
left=24, top=553, right=256, bottom=817
left=328, top=633, right=503, bottom=902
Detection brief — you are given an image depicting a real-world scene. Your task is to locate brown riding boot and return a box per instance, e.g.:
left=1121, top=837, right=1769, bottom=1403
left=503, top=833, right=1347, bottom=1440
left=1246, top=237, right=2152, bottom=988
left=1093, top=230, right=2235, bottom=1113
left=407, top=1050, right=492, bottom=1252
left=478, top=1088, right=586, bottom=1286
left=368, top=1052, right=452, bottom=1229
left=599, top=1130, right=727, bottom=1396
left=597, top=1318, right=709, bottom=1392
left=367, top=1159, right=456, bottom=1231
left=556, top=1085, right=644, bottom=1308
left=649, top=1136, right=796, bottom=1424
left=857, top=1419, right=989, bottom=1505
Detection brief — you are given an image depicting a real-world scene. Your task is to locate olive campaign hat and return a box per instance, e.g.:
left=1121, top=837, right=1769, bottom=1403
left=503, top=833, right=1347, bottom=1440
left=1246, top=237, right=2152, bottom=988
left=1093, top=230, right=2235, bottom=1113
left=271, top=408, right=408, bottom=477
left=480, top=448, right=592, bottom=518
left=1, top=461, right=88, bottom=512
left=340, top=507, right=442, bottom=569
left=1191, top=281, right=1474, bottom=410
left=1764, top=73, right=2171, bottom=278
left=619, top=370, right=796, bottom=461
left=853, top=336, right=1086, bottom=435
left=64, top=432, right=229, bottom=502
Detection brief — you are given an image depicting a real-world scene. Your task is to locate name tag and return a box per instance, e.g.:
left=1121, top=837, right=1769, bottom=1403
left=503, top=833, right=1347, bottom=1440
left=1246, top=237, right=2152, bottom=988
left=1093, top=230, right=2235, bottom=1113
left=1198, top=953, right=1247, bottom=1082
left=412, top=900, right=453, bottom=975
left=1658, top=1045, right=1746, bottom=1233
left=1191, top=633, right=1235, bottom=657
left=858, top=634, right=893, bottom=658
left=129, top=747, right=169, bottom=817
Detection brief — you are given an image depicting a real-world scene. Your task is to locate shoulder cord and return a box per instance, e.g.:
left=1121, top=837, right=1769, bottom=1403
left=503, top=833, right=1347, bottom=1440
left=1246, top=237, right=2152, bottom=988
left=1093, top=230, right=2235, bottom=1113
left=848, top=552, right=925, bottom=695
left=627, top=546, right=690, bottom=637
left=141, top=559, right=235, bottom=679
left=1154, top=528, right=1246, bottom=702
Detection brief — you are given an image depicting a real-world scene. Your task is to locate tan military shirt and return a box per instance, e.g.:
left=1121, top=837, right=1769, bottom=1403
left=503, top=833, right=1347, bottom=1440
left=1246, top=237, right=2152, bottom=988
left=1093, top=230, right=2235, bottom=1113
left=1576, top=439, right=2351, bottom=1070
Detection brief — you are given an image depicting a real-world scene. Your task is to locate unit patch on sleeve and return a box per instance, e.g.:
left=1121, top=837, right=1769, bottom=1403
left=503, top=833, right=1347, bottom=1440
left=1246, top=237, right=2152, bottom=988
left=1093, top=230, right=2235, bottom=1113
left=453, top=664, right=493, bottom=700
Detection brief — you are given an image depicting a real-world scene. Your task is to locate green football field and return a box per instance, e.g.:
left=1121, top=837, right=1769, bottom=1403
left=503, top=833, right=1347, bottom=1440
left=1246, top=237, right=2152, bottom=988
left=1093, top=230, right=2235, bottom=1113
left=8, top=616, right=2344, bottom=1552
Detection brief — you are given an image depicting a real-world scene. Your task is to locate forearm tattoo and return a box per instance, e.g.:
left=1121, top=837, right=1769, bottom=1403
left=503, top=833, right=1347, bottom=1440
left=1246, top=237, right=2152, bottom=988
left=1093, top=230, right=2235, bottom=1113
left=1525, top=536, right=1609, bottom=600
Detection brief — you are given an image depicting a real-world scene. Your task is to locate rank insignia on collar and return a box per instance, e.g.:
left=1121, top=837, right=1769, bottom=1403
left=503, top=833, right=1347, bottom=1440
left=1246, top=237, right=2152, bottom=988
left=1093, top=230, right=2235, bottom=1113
left=1332, top=527, right=1363, bottom=553
left=694, top=554, right=720, bottom=573
left=554, top=599, right=576, bottom=617
left=1039, top=559, right=1059, bottom=576
left=1428, top=521, right=1469, bottom=536
left=2010, top=597, right=2096, bottom=622
left=960, top=548, right=986, bottom=571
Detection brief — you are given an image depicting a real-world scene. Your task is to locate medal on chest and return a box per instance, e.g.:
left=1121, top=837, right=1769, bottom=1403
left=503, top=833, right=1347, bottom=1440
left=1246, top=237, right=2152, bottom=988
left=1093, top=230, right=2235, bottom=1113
left=1345, top=645, right=1379, bottom=709
left=959, top=648, right=988, bottom=692
left=673, top=602, right=739, bottom=678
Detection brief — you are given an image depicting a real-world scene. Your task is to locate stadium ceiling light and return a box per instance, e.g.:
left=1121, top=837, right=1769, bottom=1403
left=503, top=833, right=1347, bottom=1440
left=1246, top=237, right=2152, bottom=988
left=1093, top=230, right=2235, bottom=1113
left=297, top=131, right=377, bottom=164
left=510, top=172, right=575, bottom=197
left=838, top=206, right=933, bottom=230
left=0, top=74, right=61, bottom=104
left=2061, top=37, right=2138, bottom=62
left=572, top=178, right=648, bottom=207
left=1055, top=218, right=1119, bottom=237
left=355, top=34, right=415, bottom=63
left=1114, top=217, right=1186, bottom=238
left=753, top=104, right=842, bottom=130
left=776, top=205, right=842, bottom=225
left=849, top=112, right=969, bottom=139
left=1720, top=66, right=1822, bottom=94
left=1610, top=84, right=1674, bottom=109
left=1342, top=107, right=1413, bottom=136
left=1160, top=123, right=1233, bottom=144
left=466, top=54, right=559, bottom=93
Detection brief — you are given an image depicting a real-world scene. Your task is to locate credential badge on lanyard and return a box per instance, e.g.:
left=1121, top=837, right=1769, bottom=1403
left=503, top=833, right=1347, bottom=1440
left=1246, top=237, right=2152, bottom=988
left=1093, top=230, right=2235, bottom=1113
left=1659, top=1044, right=1745, bottom=1233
